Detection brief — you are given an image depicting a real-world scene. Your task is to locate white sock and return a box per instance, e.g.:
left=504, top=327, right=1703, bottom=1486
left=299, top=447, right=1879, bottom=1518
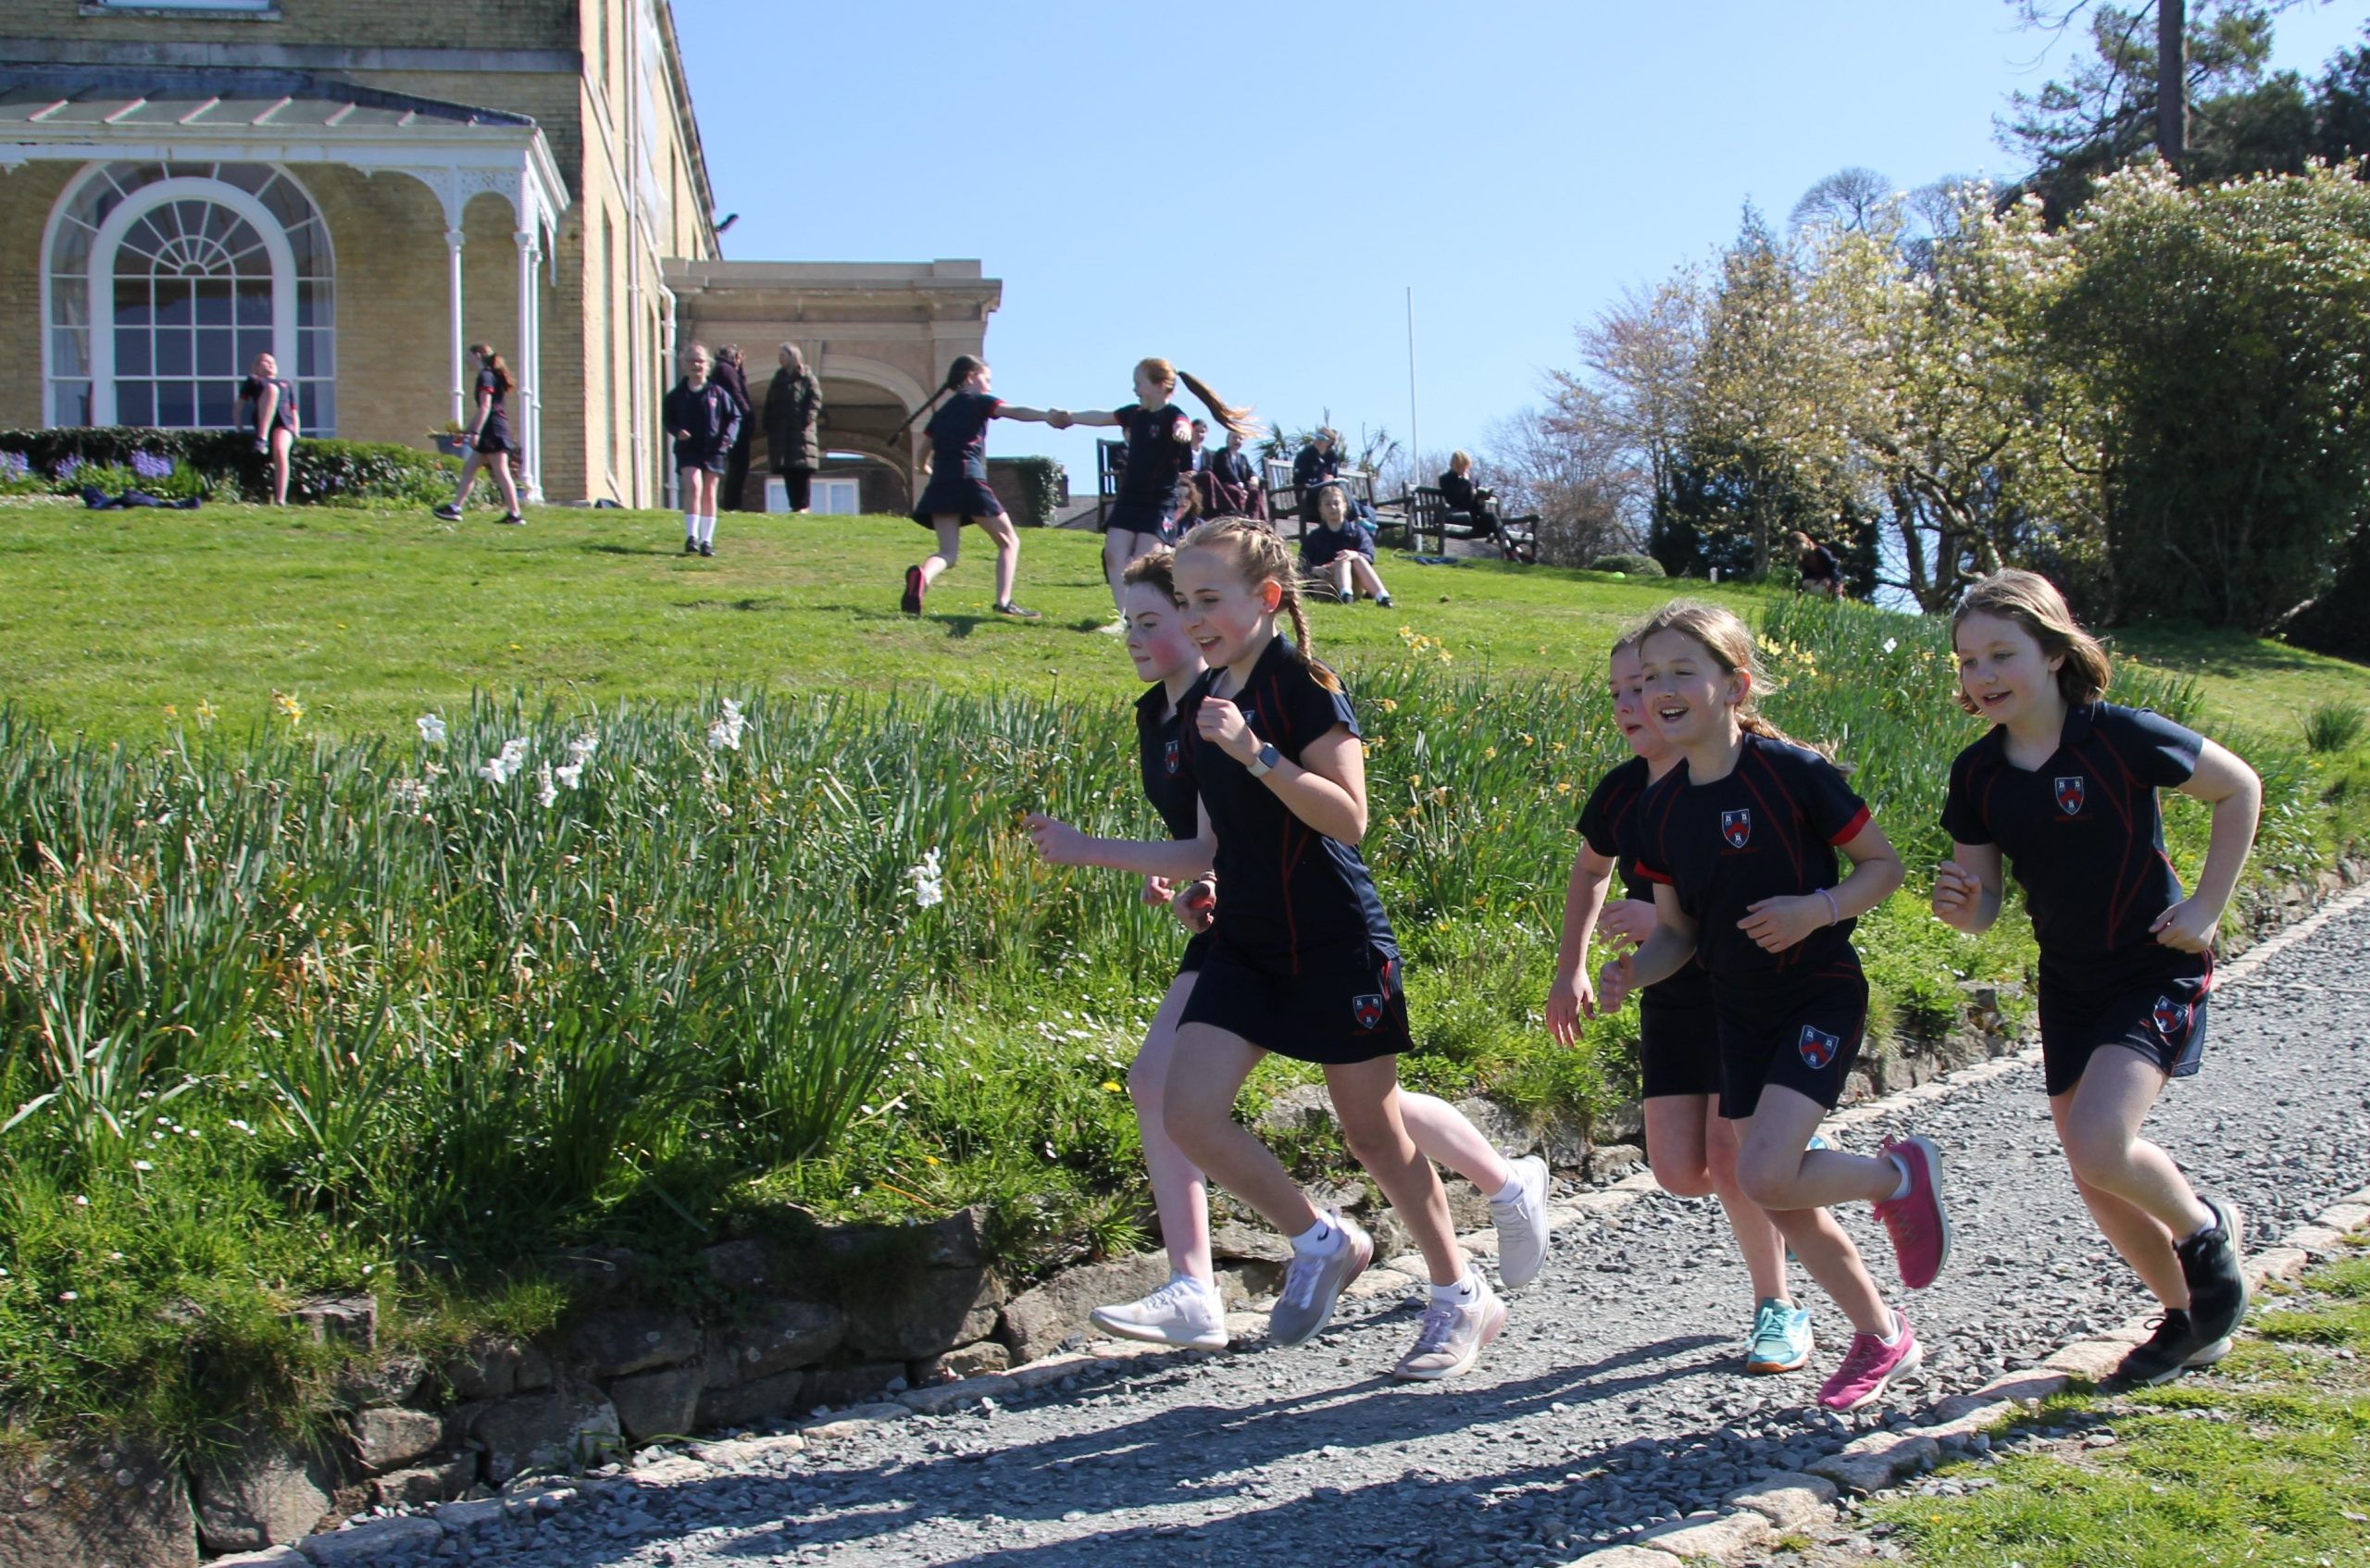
left=683, top=511, right=697, bottom=540
left=1290, top=1217, right=1341, bottom=1254
left=1488, top=1163, right=1524, bottom=1203
left=698, top=514, right=717, bottom=545
left=1170, top=1273, right=1217, bottom=1298
left=1884, top=1152, right=1914, bottom=1202
left=1876, top=1308, right=1902, bottom=1345
left=1430, top=1270, right=1478, bottom=1304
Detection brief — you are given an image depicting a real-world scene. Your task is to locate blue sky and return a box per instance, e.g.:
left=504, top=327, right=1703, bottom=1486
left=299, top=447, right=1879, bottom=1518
left=673, top=1, right=2366, bottom=486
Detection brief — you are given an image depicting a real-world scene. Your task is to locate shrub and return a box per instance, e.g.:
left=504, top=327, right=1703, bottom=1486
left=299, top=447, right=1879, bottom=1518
left=989, top=456, right=1066, bottom=528
left=1589, top=553, right=1665, bottom=578
left=0, top=428, right=455, bottom=506
left=2303, top=699, right=2369, bottom=755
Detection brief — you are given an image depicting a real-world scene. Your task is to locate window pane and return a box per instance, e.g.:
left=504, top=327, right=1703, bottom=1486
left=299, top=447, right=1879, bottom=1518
left=117, top=381, right=154, bottom=425
left=194, top=280, right=231, bottom=326
left=156, top=381, right=194, bottom=428
left=157, top=330, right=191, bottom=375
left=116, top=327, right=150, bottom=375
left=112, top=278, right=149, bottom=327
left=303, top=380, right=334, bottom=435
left=52, top=329, right=89, bottom=377
left=197, top=380, right=235, bottom=428
left=53, top=380, right=92, bottom=426
left=234, top=278, right=270, bottom=324
left=155, top=281, right=193, bottom=328
left=198, top=329, right=233, bottom=377
left=298, top=329, right=331, bottom=378
left=297, top=281, right=331, bottom=327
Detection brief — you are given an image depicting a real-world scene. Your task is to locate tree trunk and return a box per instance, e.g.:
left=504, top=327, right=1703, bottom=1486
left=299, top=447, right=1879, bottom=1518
left=2157, top=0, right=2187, bottom=168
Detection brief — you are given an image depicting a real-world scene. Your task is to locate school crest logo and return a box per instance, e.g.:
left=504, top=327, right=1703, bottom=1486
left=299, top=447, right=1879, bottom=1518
left=1797, top=1025, right=1840, bottom=1070
left=1163, top=739, right=1182, bottom=776
left=2152, top=995, right=2189, bottom=1039
left=1721, top=808, right=1753, bottom=849
left=1351, top=993, right=1387, bottom=1031
left=2054, top=775, right=2086, bottom=815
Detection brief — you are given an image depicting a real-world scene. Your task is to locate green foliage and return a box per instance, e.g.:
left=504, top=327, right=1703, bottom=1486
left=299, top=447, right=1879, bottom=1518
left=0, top=428, right=455, bottom=507
left=2304, top=699, right=2369, bottom=755
left=989, top=456, right=1066, bottom=528
left=1588, top=553, right=1665, bottom=578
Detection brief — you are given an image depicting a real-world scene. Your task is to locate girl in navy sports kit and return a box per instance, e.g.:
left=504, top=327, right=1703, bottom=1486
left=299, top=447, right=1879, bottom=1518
left=1934, top=570, right=2257, bottom=1388
left=663, top=342, right=742, bottom=557
left=433, top=343, right=524, bottom=527
left=1145, top=518, right=1529, bottom=1380
left=1023, top=549, right=1549, bottom=1352
left=1599, top=603, right=1948, bottom=1411
left=1059, top=358, right=1258, bottom=630
left=238, top=351, right=298, bottom=506
left=1553, top=633, right=1846, bottom=1378
left=900, top=355, right=1060, bottom=621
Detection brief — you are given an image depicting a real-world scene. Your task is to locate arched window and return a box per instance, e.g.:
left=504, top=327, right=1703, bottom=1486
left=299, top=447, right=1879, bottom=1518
left=44, top=162, right=335, bottom=434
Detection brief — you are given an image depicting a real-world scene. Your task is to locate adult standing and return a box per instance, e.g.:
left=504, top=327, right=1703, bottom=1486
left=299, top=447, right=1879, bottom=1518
left=664, top=342, right=741, bottom=557
left=238, top=351, right=298, bottom=506
left=713, top=344, right=756, bottom=512
left=432, top=343, right=523, bottom=526
left=1293, top=428, right=1342, bottom=524
left=765, top=342, right=823, bottom=514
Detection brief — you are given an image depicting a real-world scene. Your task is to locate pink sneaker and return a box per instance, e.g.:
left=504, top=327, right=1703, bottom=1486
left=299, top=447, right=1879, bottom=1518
left=1873, top=1135, right=1952, bottom=1290
left=1817, top=1313, right=1923, bottom=1411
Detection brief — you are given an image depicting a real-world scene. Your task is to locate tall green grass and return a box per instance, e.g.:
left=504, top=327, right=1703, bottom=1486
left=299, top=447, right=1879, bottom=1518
left=0, top=594, right=2355, bottom=1446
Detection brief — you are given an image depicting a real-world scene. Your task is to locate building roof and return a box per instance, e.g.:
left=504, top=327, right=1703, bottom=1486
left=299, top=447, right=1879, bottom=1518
left=0, top=63, right=536, bottom=132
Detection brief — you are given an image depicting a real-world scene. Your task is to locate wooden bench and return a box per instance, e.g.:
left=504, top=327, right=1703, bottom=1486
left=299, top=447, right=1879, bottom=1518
left=1266, top=461, right=1397, bottom=544
left=1406, top=486, right=1538, bottom=563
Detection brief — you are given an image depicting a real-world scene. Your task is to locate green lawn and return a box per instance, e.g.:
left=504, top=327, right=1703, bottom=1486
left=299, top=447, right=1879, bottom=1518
left=2115, top=621, right=2370, bottom=737
left=0, top=500, right=1770, bottom=741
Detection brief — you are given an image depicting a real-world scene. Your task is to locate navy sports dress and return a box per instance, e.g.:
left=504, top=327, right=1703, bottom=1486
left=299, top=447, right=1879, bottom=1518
left=1137, top=679, right=1212, bottom=976
left=1177, top=637, right=1408, bottom=1064
left=912, top=391, right=1005, bottom=526
left=1578, top=755, right=1720, bottom=1101
left=1632, top=733, right=1874, bottom=1118
left=1101, top=403, right=1194, bottom=543
left=665, top=379, right=741, bottom=474
left=472, top=366, right=514, bottom=455
left=238, top=375, right=298, bottom=436
left=1941, top=702, right=2213, bottom=1097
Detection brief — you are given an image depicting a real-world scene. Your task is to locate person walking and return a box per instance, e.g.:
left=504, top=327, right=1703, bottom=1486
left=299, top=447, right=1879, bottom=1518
left=765, top=343, right=824, bottom=514
left=664, top=342, right=741, bottom=557
left=714, top=344, right=756, bottom=512
left=432, top=343, right=523, bottom=526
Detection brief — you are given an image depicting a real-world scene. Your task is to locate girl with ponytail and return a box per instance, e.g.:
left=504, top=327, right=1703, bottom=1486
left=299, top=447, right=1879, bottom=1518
left=1151, top=517, right=1545, bottom=1382
left=1058, top=358, right=1261, bottom=630
left=1599, top=599, right=1942, bottom=1412
left=900, top=355, right=1063, bottom=620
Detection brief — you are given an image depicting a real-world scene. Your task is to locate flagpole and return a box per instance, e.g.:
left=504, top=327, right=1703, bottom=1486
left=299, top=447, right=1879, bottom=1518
left=1404, top=285, right=1420, bottom=485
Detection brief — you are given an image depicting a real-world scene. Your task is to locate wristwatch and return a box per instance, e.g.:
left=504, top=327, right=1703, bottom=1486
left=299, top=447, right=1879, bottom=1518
left=1245, top=742, right=1281, bottom=778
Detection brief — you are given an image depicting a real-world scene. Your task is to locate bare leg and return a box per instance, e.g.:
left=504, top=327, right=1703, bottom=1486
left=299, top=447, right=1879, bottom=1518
left=1162, top=1024, right=1322, bottom=1239
left=1645, top=1094, right=1717, bottom=1198
left=1703, top=1104, right=1791, bottom=1302
left=268, top=426, right=293, bottom=505
left=2053, top=1048, right=2213, bottom=1309
left=1349, top=556, right=1389, bottom=601
left=1132, top=974, right=1212, bottom=1284
left=1327, top=558, right=1353, bottom=601
left=1326, top=1059, right=1466, bottom=1288
left=1104, top=530, right=1137, bottom=614
left=1735, top=1087, right=1894, bottom=1337
left=490, top=452, right=521, bottom=516
left=451, top=451, right=484, bottom=508
left=977, top=508, right=1021, bottom=605
left=917, top=516, right=963, bottom=586
left=1398, top=1090, right=1512, bottom=1194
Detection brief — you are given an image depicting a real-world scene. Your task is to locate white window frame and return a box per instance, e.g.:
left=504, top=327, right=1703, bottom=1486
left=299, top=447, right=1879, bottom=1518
left=812, top=477, right=862, bottom=516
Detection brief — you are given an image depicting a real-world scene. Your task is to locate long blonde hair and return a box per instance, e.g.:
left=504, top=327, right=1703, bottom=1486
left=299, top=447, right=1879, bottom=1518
left=1177, top=516, right=1340, bottom=691
left=1138, top=357, right=1261, bottom=441
left=1633, top=600, right=1811, bottom=753
left=1951, top=569, right=2112, bottom=716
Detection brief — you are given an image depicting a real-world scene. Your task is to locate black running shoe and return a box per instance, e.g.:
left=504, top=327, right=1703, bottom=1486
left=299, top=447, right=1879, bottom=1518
left=2106, top=1309, right=2230, bottom=1389
left=699, top=541, right=715, bottom=558
left=495, top=512, right=524, bottom=527
left=432, top=504, right=463, bottom=521
left=2178, top=1197, right=2250, bottom=1344
left=992, top=601, right=1042, bottom=620
left=902, top=565, right=926, bottom=616
left=683, top=537, right=700, bottom=555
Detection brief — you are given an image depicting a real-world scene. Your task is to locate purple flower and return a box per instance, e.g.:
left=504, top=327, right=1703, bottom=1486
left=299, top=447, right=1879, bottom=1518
left=0, top=452, right=28, bottom=481
left=51, top=455, right=81, bottom=481
left=130, top=451, right=174, bottom=481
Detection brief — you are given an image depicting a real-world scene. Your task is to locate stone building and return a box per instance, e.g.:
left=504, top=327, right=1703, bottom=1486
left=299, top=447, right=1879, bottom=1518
left=0, top=1, right=995, bottom=508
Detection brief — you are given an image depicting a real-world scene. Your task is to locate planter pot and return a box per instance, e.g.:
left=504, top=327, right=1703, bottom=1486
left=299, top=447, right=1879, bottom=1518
left=432, top=434, right=468, bottom=457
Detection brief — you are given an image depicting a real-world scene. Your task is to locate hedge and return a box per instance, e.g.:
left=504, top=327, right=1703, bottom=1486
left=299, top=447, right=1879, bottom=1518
left=0, top=428, right=457, bottom=507
left=1589, top=552, right=1667, bottom=578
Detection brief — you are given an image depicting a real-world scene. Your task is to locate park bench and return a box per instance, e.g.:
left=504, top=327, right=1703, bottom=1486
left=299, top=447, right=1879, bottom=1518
left=1406, top=485, right=1538, bottom=564
left=1264, top=459, right=1405, bottom=547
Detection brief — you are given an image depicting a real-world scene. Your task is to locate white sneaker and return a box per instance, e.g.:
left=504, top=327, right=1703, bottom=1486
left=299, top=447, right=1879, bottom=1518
left=1089, top=1276, right=1228, bottom=1350
left=1267, top=1212, right=1373, bottom=1346
left=1392, top=1269, right=1508, bottom=1381
left=1096, top=616, right=1129, bottom=636
left=1489, top=1154, right=1552, bottom=1288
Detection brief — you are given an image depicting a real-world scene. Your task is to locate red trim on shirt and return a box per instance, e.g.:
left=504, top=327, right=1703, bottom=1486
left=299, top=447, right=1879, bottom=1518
left=1633, top=862, right=1674, bottom=885
left=1827, top=804, right=1871, bottom=847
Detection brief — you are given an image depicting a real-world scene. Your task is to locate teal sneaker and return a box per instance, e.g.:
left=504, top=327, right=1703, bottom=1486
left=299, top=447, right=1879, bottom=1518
left=1746, top=1297, right=1815, bottom=1374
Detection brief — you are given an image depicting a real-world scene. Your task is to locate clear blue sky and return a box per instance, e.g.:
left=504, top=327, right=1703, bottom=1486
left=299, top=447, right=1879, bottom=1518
left=673, top=0, right=2365, bottom=487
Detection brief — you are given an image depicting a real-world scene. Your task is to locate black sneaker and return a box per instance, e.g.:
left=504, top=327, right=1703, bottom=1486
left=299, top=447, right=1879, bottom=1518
left=2178, top=1197, right=2250, bottom=1344
left=902, top=565, right=926, bottom=616
left=992, top=601, right=1042, bottom=620
left=2106, top=1309, right=2230, bottom=1388
left=432, top=504, right=463, bottom=521
left=1376, top=593, right=1393, bottom=607
left=683, top=537, right=700, bottom=555
left=699, top=541, right=715, bottom=558
left=495, top=512, right=524, bottom=527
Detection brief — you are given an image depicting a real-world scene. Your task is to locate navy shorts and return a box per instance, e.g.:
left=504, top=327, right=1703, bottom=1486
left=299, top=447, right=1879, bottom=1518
left=1638, top=984, right=1723, bottom=1101
left=1712, top=961, right=1868, bottom=1121
left=913, top=476, right=1004, bottom=526
left=1176, top=930, right=1211, bottom=977
left=1101, top=493, right=1182, bottom=545
left=1179, top=934, right=1411, bottom=1064
left=2037, top=971, right=2209, bottom=1097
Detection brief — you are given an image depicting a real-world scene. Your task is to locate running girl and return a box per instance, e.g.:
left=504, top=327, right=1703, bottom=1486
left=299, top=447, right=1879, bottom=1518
left=1598, top=601, right=1947, bottom=1412
left=1551, top=633, right=1848, bottom=1378
left=432, top=342, right=523, bottom=527
left=1025, top=554, right=1552, bottom=1350
left=1061, top=358, right=1259, bottom=628
left=1934, top=569, right=2256, bottom=1387
left=1157, top=517, right=1519, bottom=1380
left=664, top=342, right=741, bottom=558
left=238, top=351, right=298, bottom=506
left=900, top=355, right=1059, bottom=621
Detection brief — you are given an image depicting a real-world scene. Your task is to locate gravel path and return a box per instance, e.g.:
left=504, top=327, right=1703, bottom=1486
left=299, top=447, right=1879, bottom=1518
left=435, top=892, right=2370, bottom=1568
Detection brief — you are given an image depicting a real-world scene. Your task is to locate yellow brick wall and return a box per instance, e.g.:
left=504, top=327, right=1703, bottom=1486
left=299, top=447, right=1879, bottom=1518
left=0, top=163, right=76, bottom=431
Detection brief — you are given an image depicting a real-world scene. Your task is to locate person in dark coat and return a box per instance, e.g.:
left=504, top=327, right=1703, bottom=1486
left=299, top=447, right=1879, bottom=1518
left=713, top=343, right=756, bottom=512
left=1439, top=451, right=1499, bottom=535
left=1293, top=429, right=1342, bottom=524
left=1792, top=530, right=1842, bottom=598
left=663, top=342, right=742, bottom=557
left=765, top=342, right=823, bottom=513
left=1204, top=427, right=1265, bottom=519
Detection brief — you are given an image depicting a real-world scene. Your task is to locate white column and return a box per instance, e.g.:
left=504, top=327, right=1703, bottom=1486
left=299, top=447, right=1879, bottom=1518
left=515, top=226, right=543, bottom=503
left=445, top=227, right=466, bottom=429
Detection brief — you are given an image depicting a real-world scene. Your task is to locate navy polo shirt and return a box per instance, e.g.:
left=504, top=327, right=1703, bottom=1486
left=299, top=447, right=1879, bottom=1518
left=1114, top=403, right=1193, bottom=506
left=1631, top=733, right=1872, bottom=985
left=1578, top=754, right=1715, bottom=1009
left=926, top=392, right=1002, bottom=480
left=1136, top=680, right=1201, bottom=840
left=1940, top=702, right=2207, bottom=989
left=1179, top=635, right=1393, bottom=958
left=1294, top=444, right=1340, bottom=491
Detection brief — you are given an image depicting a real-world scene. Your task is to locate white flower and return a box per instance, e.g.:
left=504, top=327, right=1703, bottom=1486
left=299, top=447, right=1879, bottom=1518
left=706, top=699, right=747, bottom=753
left=388, top=778, right=430, bottom=809
left=1882, top=637, right=1898, bottom=653
left=905, top=847, right=945, bottom=909
left=478, top=738, right=529, bottom=786
left=555, top=764, right=583, bottom=790
left=417, top=713, right=448, bottom=746
left=131, top=1160, right=153, bottom=1171
left=535, top=763, right=558, bottom=809
left=565, top=733, right=599, bottom=767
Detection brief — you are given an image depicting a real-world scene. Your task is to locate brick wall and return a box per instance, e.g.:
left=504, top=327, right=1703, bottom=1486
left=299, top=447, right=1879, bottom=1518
left=0, top=163, right=75, bottom=431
